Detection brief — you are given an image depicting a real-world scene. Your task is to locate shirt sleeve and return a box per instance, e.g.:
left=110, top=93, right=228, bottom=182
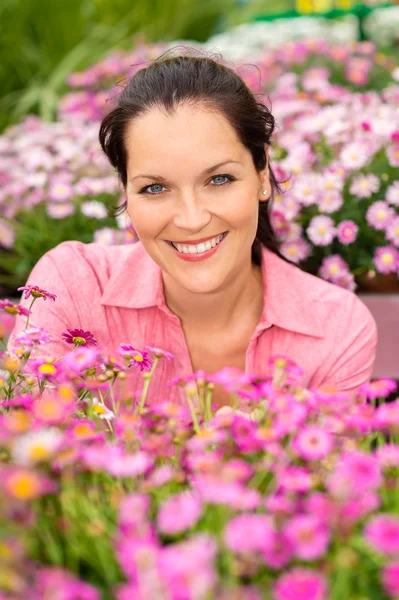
left=7, top=242, right=86, bottom=359
left=314, top=294, right=378, bottom=393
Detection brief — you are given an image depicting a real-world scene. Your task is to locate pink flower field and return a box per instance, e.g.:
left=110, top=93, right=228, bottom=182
left=0, top=290, right=399, bottom=599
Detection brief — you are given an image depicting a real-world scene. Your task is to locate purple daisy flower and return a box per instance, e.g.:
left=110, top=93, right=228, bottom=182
left=145, top=345, right=174, bottom=360
left=17, top=285, right=57, bottom=302
left=61, top=328, right=98, bottom=347
left=118, top=344, right=152, bottom=371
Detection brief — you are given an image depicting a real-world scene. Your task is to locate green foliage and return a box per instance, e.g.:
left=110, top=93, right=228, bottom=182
left=0, top=0, right=235, bottom=132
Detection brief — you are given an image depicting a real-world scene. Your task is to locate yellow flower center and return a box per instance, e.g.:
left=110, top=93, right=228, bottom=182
left=29, top=444, right=51, bottom=462
left=382, top=253, right=394, bottom=265
left=7, top=472, right=40, bottom=500
left=38, top=364, right=56, bottom=375
left=72, top=336, right=86, bottom=346
left=329, top=265, right=339, bottom=275
left=318, top=226, right=327, bottom=234
left=93, top=404, right=106, bottom=415
left=5, top=306, right=18, bottom=314
left=132, top=353, right=143, bottom=362
left=74, top=423, right=92, bottom=437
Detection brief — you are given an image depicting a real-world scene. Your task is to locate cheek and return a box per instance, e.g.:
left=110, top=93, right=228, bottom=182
left=127, top=200, right=166, bottom=238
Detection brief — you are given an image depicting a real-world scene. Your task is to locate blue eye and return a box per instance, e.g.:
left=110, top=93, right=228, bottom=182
left=143, top=183, right=164, bottom=195
left=210, top=174, right=234, bottom=186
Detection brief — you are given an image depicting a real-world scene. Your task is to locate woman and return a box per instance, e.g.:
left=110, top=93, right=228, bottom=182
left=9, top=53, right=377, bottom=407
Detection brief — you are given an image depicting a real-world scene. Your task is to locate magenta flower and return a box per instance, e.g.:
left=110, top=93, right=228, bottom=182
left=157, top=491, right=203, bottom=535
left=263, top=531, right=293, bottom=570
left=34, top=567, right=100, bottom=600
left=62, top=328, right=97, bottom=347
left=364, top=514, right=399, bottom=555
left=337, top=220, right=358, bottom=245
left=62, top=346, right=100, bottom=374
left=375, top=444, right=399, bottom=468
left=118, top=344, right=152, bottom=371
left=382, top=560, right=399, bottom=597
left=0, top=299, right=31, bottom=317
left=292, top=426, right=333, bottom=461
left=359, top=378, right=397, bottom=400
left=375, top=401, right=399, bottom=432
left=273, top=568, right=328, bottom=600
left=224, top=514, right=276, bottom=554
left=283, top=515, right=330, bottom=561
left=328, top=451, right=382, bottom=499
left=17, top=284, right=57, bottom=302
left=373, top=245, right=399, bottom=274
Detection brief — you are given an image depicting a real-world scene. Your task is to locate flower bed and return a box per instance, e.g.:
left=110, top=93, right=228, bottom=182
left=1, top=39, right=399, bottom=296
left=1, top=290, right=399, bottom=599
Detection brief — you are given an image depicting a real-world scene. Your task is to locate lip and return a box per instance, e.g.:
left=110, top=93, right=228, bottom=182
left=167, top=232, right=228, bottom=262
left=167, top=232, right=227, bottom=245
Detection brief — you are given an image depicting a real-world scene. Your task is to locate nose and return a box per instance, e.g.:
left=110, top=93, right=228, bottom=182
left=173, top=192, right=211, bottom=233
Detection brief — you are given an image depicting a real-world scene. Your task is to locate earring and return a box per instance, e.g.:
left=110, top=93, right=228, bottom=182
left=262, top=190, right=267, bottom=195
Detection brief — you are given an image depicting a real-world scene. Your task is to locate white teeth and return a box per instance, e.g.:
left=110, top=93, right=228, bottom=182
left=172, top=233, right=225, bottom=254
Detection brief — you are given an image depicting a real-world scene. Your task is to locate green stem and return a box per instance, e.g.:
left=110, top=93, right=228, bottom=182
left=138, top=356, right=160, bottom=414
left=24, top=298, right=36, bottom=330
left=186, top=391, right=200, bottom=434
left=205, top=383, right=214, bottom=422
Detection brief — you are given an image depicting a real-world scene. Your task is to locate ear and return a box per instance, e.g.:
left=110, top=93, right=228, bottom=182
left=259, top=148, right=271, bottom=201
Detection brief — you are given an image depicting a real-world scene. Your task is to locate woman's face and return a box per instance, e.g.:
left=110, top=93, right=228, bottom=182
left=125, top=103, right=270, bottom=295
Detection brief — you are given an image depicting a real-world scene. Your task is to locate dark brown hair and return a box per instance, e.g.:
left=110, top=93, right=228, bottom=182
left=99, top=49, right=290, bottom=266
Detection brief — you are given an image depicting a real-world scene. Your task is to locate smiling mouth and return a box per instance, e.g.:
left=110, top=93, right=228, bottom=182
left=168, top=232, right=228, bottom=255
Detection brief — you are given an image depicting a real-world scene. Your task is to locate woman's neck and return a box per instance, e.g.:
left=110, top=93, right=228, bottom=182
left=162, top=258, right=264, bottom=331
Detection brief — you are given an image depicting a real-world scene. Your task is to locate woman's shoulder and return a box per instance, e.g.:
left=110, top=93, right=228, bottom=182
left=264, top=249, right=376, bottom=335
left=40, top=240, right=145, bottom=280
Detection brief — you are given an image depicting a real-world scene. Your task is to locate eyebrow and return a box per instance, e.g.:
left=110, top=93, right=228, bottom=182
left=129, top=160, right=241, bottom=183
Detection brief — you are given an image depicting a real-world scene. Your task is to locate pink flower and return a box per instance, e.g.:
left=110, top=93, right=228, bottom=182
left=359, top=378, right=397, bottom=400
left=61, top=346, right=99, bottom=374
left=318, top=190, right=343, bottom=213
left=366, top=201, right=395, bottom=231
left=340, top=142, right=369, bottom=170
left=62, top=328, right=97, bottom=347
left=387, top=144, right=399, bottom=167
left=319, top=255, right=350, bottom=282
left=280, top=238, right=311, bottom=264
left=194, top=475, right=261, bottom=510
left=364, top=514, right=399, bottom=555
left=337, top=220, right=358, bottom=245
left=17, top=284, right=56, bottom=302
left=306, top=215, right=336, bottom=246
left=382, top=560, right=399, bottom=597
left=224, top=514, right=276, bottom=553
left=118, top=344, right=152, bottom=371
left=375, top=401, right=399, bottom=432
left=328, top=451, right=382, bottom=499
left=283, top=515, right=330, bottom=560
left=47, top=203, right=75, bottom=219
left=276, top=466, right=313, bottom=493
left=0, top=218, right=15, bottom=248
left=48, top=180, right=75, bottom=202
left=375, top=444, right=399, bottom=468
left=145, top=345, right=174, bottom=360
left=0, top=299, right=31, bottom=317
left=373, top=245, right=399, bottom=274
left=386, top=216, right=399, bottom=246
left=273, top=568, right=328, bottom=600
left=13, top=326, right=51, bottom=347
left=34, top=567, right=100, bottom=600
left=292, top=426, right=333, bottom=460
left=350, top=174, right=380, bottom=198
left=263, top=531, right=293, bottom=569
left=81, top=200, right=108, bottom=219
left=386, top=181, right=399, bottom=206
left=159, top=534, right=217, bottom=600
left=157, top=491, right=203, bottom=536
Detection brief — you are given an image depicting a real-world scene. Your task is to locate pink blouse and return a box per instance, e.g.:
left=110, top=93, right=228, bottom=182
left=9, top=241, right=377, bottom=404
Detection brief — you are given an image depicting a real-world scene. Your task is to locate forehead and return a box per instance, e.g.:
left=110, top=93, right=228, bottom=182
left=124, top=103, right=246, bottom=170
